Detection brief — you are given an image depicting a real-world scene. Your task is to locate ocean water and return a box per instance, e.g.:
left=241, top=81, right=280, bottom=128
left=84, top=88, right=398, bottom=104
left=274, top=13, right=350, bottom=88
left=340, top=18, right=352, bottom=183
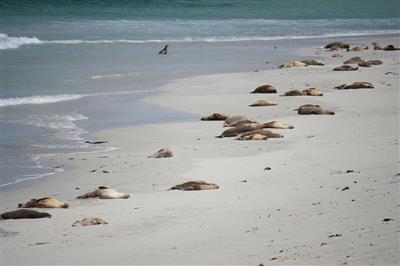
left=1, top=0, right=399, bottom=187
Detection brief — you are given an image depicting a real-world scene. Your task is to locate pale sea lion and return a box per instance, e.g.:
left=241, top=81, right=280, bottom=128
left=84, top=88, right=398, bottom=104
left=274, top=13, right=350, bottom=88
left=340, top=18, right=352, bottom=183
left=325, top=42, right=350, bottom=49
left=279, top=61, right=307, bottom=69
left=72, top=218, right=108, bottom=227
left=297, top=104, right=334, bottom=115
left=344, top=56, right=364, bottom=64
left=281, top=90, right=305, bottom=96
left=301, top=59, right=324, bottom=66
left=303, top=88, right=323, bottom=96
left=201, top=113, right=230, bottom=121
left=77, top=186, right=130, bottom=199
left=333, top=65, right=358, bottom=71
left=148, top=148, right=173, bottom=158
left=335, top=82, right=374, bottom=90
left=169, top=181, right=219, bottom=191
left=237, top=133, right=267, bottom=141
left=237, top=129, right=283, bottom=140
left=1, top=209, right=51, bottom=220
left=249, top=99, right=278, bottom=107
left=261, top=121, right=294, bottom=129
left=251, top=85, right=277, bottom=94
left=18, top=197, right=69, bottom=209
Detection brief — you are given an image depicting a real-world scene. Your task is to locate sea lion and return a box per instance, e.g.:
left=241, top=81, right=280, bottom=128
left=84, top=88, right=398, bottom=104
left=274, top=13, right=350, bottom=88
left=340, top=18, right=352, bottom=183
left=158, top=45, right=168, bottom=55
left=224, top=116, right=254, bottom=126
left=344, top=56, right=364, bottom=64
left=358, top=60, right=383, bottom=67
left=237, top=133, right=267, bottom=141
left=251, top=85, right=277, bottom=94
left=249, top=99, right=278, bottom=106
left=301, top=59, right=324, bottom=66
left=1, top=209, right=51, bottom=220
left=201, top=113, right=230, bottom=121
left=148, top=148, right=173, bottom=158
left=261, top=121, right=294, bottom=129
left=303, top=88, right=323, bottom=96
left=335, top=82, right=374, bottom=90
left=77, top=186, right=130, bottom=199
left=382, top=44, right=400, bottom=51
left=226, top=119, right=259, bottom=127
left=72, top=218, right=108, bottom=227
left=325, top=42, right=350, bottom=49
left=349, top=46, right=367, bottom=52
left=237, top=129, right=283, bottom=140
left=279, top=61, right=307, bottom=69
left=169, top=181, right=219, bottom=191
left=217, top=125, right=259, bottom=138
left=328, top=46, right=341, bottom=52
left=333, top=65, right=358, bottom=71
left=372, top=42, right=382, bottom=50
left=281, top=90, right=305, bottom=96
left=297, top=104, right=334, bottom=115
left=18, top=197, right=69, bottom=209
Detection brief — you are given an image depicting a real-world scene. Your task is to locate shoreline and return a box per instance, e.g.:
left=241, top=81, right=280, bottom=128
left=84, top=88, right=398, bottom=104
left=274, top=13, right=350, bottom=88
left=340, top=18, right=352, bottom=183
left=1, top=34, right=399, bottom=264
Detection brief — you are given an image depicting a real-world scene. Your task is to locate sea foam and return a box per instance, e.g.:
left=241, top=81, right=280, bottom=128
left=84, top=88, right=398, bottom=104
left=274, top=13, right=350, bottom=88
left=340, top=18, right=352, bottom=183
left=0, top=94, right=84, bottom=107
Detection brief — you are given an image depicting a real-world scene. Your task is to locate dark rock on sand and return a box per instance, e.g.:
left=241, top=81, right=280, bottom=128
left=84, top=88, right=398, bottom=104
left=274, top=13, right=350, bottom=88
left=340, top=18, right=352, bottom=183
left=333, top=65, right=358, bottom=71
left=335, top=82, right=374, bottom=90
left=251, top=85, right=277, bottom=94
left=1, top=209, right=51, bottom=220
left=148, top=148, right=173, bottom=158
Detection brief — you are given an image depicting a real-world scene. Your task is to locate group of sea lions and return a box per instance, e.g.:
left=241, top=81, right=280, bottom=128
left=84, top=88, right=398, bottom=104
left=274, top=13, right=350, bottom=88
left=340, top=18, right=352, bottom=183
left=325, top=41, right=400, bottom=52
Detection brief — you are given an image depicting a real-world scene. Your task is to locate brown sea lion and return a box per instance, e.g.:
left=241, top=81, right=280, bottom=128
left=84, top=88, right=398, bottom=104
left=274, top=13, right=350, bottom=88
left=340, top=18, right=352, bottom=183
left=18, top=197, right=69, bottom=209
left=297, top=104, right=334, bottom=115
left=237, top=129, right=283, bottom=140
left=301, top=59, right=324, bottom=66
left=333, top=65, right=358, bottom=71
left=335, top=82, right=374, bottom=90
left=382, top=44, right=400, bottom=51
left=279, top=61, right=307, bottom=69
left=72, top=218, right=108, bottom=227
left=226, top=119, right=259, bottom=127
left=169, top=181, right=219, bottom=191
left=358, top=60, right=383, bottom=67
left=303, top=88, right=323, bottom=96
left=325, top=42, right=350, bottom=49
left=224, top=116, right=255, bottom=126
left=251, top=85, right=277, bottom=94
left=77, top=186, right=130, bottom=199
left=261, top=121, right=294, bottom=129
left=148, top=148, right=173, bottom=158
left=281, top=90, right=305, bottom=96
left=372, top=42, right=382, bottom=50
left=1, top=209, right=51, bottom=220
left=344, top=56, right=364, bottom=64
left=201, top=113, right=230, bottom=121
left=217, top=125, right=259, bottom=138
left=349, top=46, right=367, bottom=52
left=249, top=99, right=278, bottom=106
left=237, top=133, right=267, bottom=141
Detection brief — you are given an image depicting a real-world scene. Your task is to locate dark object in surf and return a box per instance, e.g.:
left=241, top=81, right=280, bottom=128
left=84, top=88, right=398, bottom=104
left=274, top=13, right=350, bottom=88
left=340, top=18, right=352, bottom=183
left=158, top=45, right=168, bottom=55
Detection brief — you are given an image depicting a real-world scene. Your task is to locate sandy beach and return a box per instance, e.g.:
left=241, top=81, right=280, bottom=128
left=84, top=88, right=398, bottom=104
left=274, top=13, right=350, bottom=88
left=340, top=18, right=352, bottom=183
left=1, top=36, right=399, bottom=265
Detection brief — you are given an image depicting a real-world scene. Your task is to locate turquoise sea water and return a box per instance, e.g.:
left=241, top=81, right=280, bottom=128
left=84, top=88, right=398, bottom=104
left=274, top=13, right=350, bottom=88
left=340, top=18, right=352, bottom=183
left=0, top=0, right=399, bottom=187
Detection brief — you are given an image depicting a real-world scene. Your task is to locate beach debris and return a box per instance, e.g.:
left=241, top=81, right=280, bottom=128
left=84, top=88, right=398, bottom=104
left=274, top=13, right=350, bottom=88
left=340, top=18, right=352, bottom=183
left=72, top=217, right=108, bottom=227
left=168, top=181, right=219, bottom=191
left=148, top=148, right=173, bottom=158
left=335, top=82, right=374, bottom=90
left=341, top=186, right=350, bottom=191
left=358, top=60, right=383, bottom=67
left=90, top=169, right=96, bottom=173
left=264, top=167, right=272, bottom=171
left=18, top=197, right=69, bottom=209
left=303, top=87, right=323, bottom=96
left=0, top=209, right=51, bottom=220
left=281, top=90, right=305, bottom=96
left=279, top=61, right=306, bottom=68
left=201, top=113, right=230, bottom=121
left=333, top=65, right=358, bottom=71
left=249, top=99, right=278, bottom=107
left=251, top=84, right=277, bottom=94
left=84, top=140, right=108, bottom=144
left=158, top=44, right=168, bottom=55
left=236, top=129, right=283, bottom=141
left=328, top=233, right=342, bottom=238
left=297, top=104, right=334, bottom=115
left=344, top=56, right=364, bottom=64
left=325, top=42, right=350, bottom=50
left=77, top=186, right=130, bottom=199
left=382, top=218, right=394, bottom=223
left=332, top=54, right=343, bottom=58
left=372, top=42, right=400, bottom=51
left=301, top=59, right=325, bottom=66
left=102, top=170, right=110, bottom=174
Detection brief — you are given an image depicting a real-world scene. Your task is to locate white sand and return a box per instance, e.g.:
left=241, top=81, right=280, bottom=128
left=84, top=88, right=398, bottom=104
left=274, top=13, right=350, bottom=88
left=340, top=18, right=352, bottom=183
left=1, top=38, right=399, bottom=265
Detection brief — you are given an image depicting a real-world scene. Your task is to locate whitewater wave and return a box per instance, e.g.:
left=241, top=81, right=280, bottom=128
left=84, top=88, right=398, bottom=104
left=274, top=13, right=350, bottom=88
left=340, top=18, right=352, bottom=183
left=1, top=30, right=398, bottom=50
left=0, top=94, right=84, bottom=107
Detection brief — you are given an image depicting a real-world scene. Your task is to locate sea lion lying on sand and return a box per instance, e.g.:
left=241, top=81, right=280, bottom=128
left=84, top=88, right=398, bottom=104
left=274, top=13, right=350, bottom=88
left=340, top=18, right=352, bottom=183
left=297, top=104, right=335, bottom=115
left=236, top=129, right=283, bottom=141
left=72, top=218, right=108, bottom=227
left=335, top=82, right=374, bottom=90
left=303, top=88, right=323, bottom=96
left=301, top=59, right=324, bottom=66
left=169, top=181, right=219, bottom=191
left=333, top=65, right=358, bottom=71
left=251, top=85, right=277, bottom=94
left=217, top=125, right=259, bottom=138
left=148, top=148, right=173, bottom=158
left=358, top=60, right=383, bottom=67
left=18, top=197, right=69, bottom=209
left=279, top=61, right=307, bottom=69
left=77, top=186, right=130, bottom=199
left=201, top=113, right=230, bottom=121
left=237, top=133, right=267, bottom=140
left=344, top=56, right=364, bottom=64
left=261, top=121, right=294, bottom=129
left=325, top=42, right=350, bottom=49
left=1, top=209, right=51, bottom=220
left=224, top=116, right=255, bottom=126
left=226, top=119, right=258, bottom=128
left=281, top=90, right=305, bottom=96
left=249, top=99, right=278, bottom=106
left=373, top=42, right=400, bottom=51
left=349, top=45, right=368, bottom=52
